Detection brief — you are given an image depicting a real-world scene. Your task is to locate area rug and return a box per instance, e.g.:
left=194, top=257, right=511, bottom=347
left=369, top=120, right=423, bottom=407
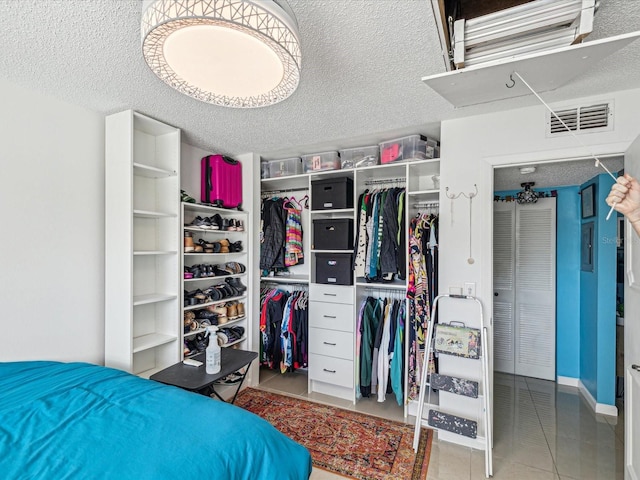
left=235, top=388, right=432, bottom=479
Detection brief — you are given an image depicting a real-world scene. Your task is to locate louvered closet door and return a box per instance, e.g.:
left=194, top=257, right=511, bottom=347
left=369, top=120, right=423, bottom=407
left=514, top=198, right=556, bottom=380
left=493, top=201, right=516, bottom=374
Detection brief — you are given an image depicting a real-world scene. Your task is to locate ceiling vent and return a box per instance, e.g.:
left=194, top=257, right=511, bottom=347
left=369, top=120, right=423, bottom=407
left=547, top=102, right=612, bottom=136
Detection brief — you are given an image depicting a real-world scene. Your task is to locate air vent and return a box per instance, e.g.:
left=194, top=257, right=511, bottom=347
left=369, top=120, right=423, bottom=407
left=548, top=103, right=612, bottom=136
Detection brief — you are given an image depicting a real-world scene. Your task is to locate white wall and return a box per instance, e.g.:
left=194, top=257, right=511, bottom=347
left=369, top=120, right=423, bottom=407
left=437, top=88, right=640, bottom=433
left=0, top=78, right=104, bottom=363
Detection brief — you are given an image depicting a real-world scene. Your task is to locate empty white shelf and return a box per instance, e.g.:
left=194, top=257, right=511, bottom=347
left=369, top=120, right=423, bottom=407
left=132, top=333, right=176, bottom=353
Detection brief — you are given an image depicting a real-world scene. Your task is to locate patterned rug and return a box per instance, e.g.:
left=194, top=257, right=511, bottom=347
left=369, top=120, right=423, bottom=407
left=235, top=388, right=433, bottom=479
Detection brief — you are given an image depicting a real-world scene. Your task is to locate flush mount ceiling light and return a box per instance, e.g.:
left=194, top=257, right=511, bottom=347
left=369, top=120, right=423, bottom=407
left=141, top=0, right=301, bottom=108
left=519, top=166, right=536, bottom=174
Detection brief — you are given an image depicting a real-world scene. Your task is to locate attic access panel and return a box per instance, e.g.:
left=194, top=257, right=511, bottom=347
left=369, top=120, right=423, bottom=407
left=422, top=30, right=640, bottom=108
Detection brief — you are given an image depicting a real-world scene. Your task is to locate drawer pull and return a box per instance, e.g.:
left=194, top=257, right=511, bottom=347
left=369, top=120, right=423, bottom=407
left=323, top=315, right=337, bottom=319
left=323, top=342, right=337, bottom=346
left=323, top=293, right=337, bottom=297
left=323, top=368, right=336, bottom=373
left=633, top=364, right=640, bottom=372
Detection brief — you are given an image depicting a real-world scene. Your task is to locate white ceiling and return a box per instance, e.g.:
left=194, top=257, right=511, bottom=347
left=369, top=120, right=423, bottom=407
left=1, top=0, right=639, bottom=160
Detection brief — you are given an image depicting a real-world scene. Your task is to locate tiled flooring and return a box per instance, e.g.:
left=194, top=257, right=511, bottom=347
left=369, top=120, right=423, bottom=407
left=258, top=369, right=625, bottom=480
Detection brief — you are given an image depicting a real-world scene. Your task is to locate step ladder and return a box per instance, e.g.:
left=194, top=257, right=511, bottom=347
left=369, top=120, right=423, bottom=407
left=412, top=294, right=493, bottom=478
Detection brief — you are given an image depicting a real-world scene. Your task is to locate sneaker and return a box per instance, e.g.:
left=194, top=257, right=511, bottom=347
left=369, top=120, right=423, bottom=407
left=188, top=216, right=208, bottom=229
left=181, top=190, right=196, bottom=203
left=236, top=220, right=244, bottom=232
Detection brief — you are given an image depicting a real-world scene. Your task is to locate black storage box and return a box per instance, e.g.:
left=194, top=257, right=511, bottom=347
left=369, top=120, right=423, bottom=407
left=313, top=218, right=354, bottom=250
left=315, top=253, right=353, bottom=285
left=311, top=177, right=353, bottom=210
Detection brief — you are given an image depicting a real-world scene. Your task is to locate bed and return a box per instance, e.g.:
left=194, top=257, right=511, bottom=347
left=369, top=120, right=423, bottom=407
left=0, top=361, right=312, bottom=479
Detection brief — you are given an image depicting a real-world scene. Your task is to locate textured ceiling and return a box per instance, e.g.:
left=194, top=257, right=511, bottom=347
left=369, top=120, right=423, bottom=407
left=0, top=0, right=639, bottom=159
left=494, top=156, right=624, bottom=191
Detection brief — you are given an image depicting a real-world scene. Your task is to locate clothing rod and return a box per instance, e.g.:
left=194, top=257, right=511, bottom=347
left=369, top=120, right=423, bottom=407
left=261, top=186, right=309, bottom=196
left=261, top=281, right=309, bottom=289
left=364, top=177, right=406, bottom=185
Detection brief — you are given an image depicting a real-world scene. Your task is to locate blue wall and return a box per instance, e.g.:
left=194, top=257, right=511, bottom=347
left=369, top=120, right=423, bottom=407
left=595, top=174, right=617, bottom=405
left=578, top=174, right=617, bottom=405
left=495, top=186, right=581, bottom=378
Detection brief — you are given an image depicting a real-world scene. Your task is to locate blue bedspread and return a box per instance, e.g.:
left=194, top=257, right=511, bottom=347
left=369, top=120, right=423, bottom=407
left=0, top=361, right=312, bottom=479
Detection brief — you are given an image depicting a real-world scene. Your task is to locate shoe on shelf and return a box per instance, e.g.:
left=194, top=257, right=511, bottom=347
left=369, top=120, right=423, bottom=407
left=236, top=220, right=244, bottom=232
left=226, top=277, right=246, bottom=292
left=236, top=302, right=245, bottom=318
left=188, top=216, right=207, bottom=229
left=229, top=241, right=243, bottom=253
left=226, top=302, right=239, bottom=320
left=210, top=214, right=222, bottom=230
left=181, top=190, right=196, bottom=203
left=228, top=219, right=237, bottom=232
left=184, top=232, right=195, bottom=253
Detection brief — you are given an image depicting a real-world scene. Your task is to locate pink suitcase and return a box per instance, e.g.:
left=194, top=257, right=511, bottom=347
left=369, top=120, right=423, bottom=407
left=201, top=155, right=242, bottom=209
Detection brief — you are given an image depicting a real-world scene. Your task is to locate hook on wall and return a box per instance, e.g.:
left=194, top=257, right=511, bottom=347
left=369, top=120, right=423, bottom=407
left=505, top=73, right=516, bottom=89
left=445, top=184, right=478, bottom=200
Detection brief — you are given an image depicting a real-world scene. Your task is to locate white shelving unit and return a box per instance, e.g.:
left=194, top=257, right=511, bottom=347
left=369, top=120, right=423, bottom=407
left=182, top=202, right=249, bottom=358
left=105, top=110, right=181, bottom=378
left=259, top=157, right=441, bottom=409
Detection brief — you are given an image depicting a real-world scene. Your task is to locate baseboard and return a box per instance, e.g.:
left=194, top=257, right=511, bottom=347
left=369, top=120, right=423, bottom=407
left=578, top=380, right=618, bottom=417
left=556, top=376, right=579, bottom=387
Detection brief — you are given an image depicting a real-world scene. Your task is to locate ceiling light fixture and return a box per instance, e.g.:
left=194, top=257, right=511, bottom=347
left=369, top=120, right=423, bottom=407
left=141, top=0, right=301, bottom=108
left=520, top=166, right=536, bottom=174
left=516, top=182, right=539, bottom=204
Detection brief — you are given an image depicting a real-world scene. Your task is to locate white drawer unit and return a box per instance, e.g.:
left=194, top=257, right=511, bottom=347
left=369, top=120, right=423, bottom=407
left=309, top=328, right=353, bottom=360
left=308, top=354, right=354, bottom=389
left=309, top=301, right=354, bottom=332
left=309, top=283, right=354, bottom=305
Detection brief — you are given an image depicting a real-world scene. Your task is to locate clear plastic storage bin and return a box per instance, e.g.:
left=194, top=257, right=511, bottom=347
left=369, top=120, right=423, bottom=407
left=268, top=157, right=302, bottom=178
left=302, top=151, right=341, bottom=172
left=338, top=145, right=379, bottom=169
left=379, top=135, right=439, bottom=164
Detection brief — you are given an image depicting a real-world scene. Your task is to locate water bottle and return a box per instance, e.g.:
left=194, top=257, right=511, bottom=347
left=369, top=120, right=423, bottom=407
left=205, top=326, right=221, bottom=374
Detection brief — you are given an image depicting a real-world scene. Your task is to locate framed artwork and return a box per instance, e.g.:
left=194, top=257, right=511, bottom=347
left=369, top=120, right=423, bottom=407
left=581, top=183, right=596, bottom=218
left=581, top=221, right=594, bottom=272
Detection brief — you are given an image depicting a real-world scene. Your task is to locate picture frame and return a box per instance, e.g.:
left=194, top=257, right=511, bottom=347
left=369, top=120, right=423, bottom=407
left=581, top=221, right=594, bottom=272
left=581, top=183, right=596, bottom=218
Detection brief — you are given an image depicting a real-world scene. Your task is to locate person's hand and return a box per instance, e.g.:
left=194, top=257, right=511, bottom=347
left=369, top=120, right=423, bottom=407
left=607, top=173, right=640, bottom=233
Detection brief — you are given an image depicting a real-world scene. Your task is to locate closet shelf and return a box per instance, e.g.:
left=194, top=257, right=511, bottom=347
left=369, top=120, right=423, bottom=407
left=184, top=252, right=246, bottom=257
left=309, top=208, right=354, bottom=215
left=184, top=273, right=247, bottom=283
left=133, top=293, right=177, bottom=306
left=221, top=336, right=247, bottom=348
left=184, top=226, right=245, bottom=234
left=260, top=275, right=310, bottom=284
left=134, top=209, right=177, bottom=218
left=311, top=249, right=354, bottom=254
left=183, top=294, right=247, bottom=311
left=133, top=333, right=177, bottom=353
left=407, top=189, right=439, bottom=196
left=133, top=162, right=177, bottom=178
left=183, top=316, right=247, bottom=337
left=182, top=202, right=248, bottom=215
left=356, top=280, right=407, bottom=290
left=133, top=250, right=177, bottom=256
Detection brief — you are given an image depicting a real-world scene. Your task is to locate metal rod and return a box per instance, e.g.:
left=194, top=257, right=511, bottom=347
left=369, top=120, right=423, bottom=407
left=262, top=186, right=309, bottom=196
left=364, top=178, right=406, bottom=186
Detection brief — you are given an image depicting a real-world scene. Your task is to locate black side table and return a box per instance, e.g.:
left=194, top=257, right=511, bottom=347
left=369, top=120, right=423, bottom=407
left=150, top=348, right=258, bottom=404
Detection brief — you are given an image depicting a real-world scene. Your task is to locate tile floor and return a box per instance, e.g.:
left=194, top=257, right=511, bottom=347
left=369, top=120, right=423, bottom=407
left=258, top=368, right=626, bottom=480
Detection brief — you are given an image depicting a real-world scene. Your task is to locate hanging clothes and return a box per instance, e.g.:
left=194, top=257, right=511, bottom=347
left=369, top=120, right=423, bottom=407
left=260, top=196, right=306, bottom=274
left=406, top=212, right=439, bottom=401
left=260, top=286, right=308, bottom=373
left=353, top=188, right=406, bottom=282
left=356, top=295, right=405, bottom=404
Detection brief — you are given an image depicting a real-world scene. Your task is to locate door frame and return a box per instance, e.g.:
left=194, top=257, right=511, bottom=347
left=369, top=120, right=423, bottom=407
left=485, top=151, right=625, bottom=390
